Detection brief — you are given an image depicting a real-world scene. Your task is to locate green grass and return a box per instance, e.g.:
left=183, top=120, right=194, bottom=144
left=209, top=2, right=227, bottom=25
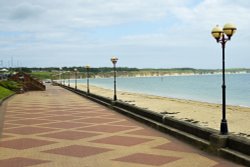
left=0, top=86, right=14, bottom=100
left=31, top=72, right=52, bottom=80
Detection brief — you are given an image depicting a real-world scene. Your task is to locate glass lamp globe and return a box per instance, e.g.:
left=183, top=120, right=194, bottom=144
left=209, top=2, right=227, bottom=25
left=223, top=23, right=237, bottom=39
left=111, top=57, right=118, bottom=64
left=211, top=25, right=223, bottom=40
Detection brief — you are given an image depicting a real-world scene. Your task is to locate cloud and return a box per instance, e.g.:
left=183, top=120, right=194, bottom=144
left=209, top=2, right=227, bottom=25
left=9, top=2, right=45, bottom=20
left=0, top=0, right=250, bottom=68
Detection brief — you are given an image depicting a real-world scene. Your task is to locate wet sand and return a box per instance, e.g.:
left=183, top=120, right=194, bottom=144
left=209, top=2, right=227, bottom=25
left=76, top=83, right=250, bottom=139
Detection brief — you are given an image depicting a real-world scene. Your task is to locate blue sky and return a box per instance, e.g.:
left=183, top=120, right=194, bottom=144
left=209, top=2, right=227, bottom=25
left=0, top=0, right=250, bottom=68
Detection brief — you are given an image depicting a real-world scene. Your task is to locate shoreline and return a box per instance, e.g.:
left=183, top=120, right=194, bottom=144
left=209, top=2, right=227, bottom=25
left=93, top=71, right=250, bottom=79
left=71, top=73, right=250, bottom=107
left=74, top=83, right=250, bottom=139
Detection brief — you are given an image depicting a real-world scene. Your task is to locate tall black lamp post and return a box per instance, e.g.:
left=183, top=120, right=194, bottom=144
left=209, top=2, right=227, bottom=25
left=68, top=72, right=70, bottom=87
left=74, top=68, right=78, bottom=89
left=63, top=72, right=65, bottom=85
left=111, top=57, right=118, bottom=101
left=59, top=67, right=62, bottom=85
left=85, top=65, right=90, bottom=94
left=211, top=23, right=236, bottom=135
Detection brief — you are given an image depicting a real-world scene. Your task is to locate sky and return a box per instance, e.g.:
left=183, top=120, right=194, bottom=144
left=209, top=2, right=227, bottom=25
left=0, top=0, right=250, bottom=69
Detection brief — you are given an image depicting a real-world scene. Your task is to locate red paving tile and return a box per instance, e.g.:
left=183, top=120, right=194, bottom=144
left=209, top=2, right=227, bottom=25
left=71, top=112, right=109, bottom=117
left=113, top=153, right=181, bottom=166
left=3, top=123, right=22, bottom=129
left=4, top=117, right=25, bottom=121
left=40, top=122, right=91, bottom=129
left=40, top=130, right=100, bottom=140
left=127, top=128, right=163, bottom=137
left=46, top=111, right=79, bottom=115
left=91, top=135, right=153, bottom=146
left=75, top=117, right=119, bottom=124
left=16, top=109, right=45, bottom=113
left=78, top=124, right=135, bottom=133
left=43, top=145, right=112, bottom=158
left=0, top=157, right=50, bottom=167
left=17, top=114, right=53, bottom=118
left=4, top=126, right=57, bottom=135
left=154, top=142, right=199, bottom=153
left=109, top=120, right=139, bottom=127
left=0, top=138, right=56, bottom=150
left=41, top=115, right=80, bottom=121
left=7, top=119, right=55, bottom=125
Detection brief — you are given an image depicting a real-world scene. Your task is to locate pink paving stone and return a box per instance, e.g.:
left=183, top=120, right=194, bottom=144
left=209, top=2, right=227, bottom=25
left=91, top=135, right=153, bottom=146
left=108, top=120, right=139, bottom=127
left=7, top=119, right=55, bottom=125
left=4, top=117, right=25, bottom=121
left=127, top=128, right=163, bottom=137
left=4, top=126, right=57, bottom=135
left=113, top=153, right=181, bottom=166
left=75, top=117, right=118, bottom=124
left=5, top=112, right=26, bottom=116
left=40, top=122, right=92, bottom=129
left=46, top=111, right=79, bottom=115
left=41, top=115, right=80, bottom=121
left=0, top=138, right=56, bottom=150
left=154, top=142, right=199, bottom=153
left=40, top=130, right=100, bottom=140
left=0, top=157, right=50, bottom=167
left=78, top=125, right=135, bottom=133
left=71, top=112, right=109, bottom=117
left=17, top=114, right=53, bottom=118
left=102, top=115, right=125, bottom=119
left=17, top=109, right=45, bottom=112
left=43, top=145, right=112, bottom=158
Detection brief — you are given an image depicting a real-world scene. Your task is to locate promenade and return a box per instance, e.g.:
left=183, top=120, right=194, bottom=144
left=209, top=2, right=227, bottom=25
left=0, top=84, right=242, bottom=167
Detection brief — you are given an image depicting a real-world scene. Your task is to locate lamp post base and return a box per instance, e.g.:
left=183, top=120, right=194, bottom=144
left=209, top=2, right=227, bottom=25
left=220, top=120, right=228, bottom=135
left=113, top=95, right=117, bottom=101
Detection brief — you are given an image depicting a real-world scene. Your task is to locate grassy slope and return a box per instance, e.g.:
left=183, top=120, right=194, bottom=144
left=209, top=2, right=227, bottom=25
left=0, top=86, right=14, bottom=100
left=31, top=72, right=52, bottom=80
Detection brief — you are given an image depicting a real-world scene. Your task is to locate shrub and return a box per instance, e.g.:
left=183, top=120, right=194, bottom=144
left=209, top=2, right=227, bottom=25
left=0, top=80, right=22, bottom=92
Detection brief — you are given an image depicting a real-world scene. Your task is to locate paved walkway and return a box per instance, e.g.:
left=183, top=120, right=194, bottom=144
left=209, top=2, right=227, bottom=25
left=0, top=85, right=242, bottom=167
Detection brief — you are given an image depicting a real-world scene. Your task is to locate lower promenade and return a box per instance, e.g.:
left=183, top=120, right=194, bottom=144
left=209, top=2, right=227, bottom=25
left=0, top=84, right=242, bottom=166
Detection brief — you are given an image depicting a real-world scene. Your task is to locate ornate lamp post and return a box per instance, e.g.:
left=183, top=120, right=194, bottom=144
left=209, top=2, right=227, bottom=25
left=211, top=23, right=237, bottom=135
left=62, top=72, right=65, bottom=85
left=111, top=57, right=118, bottom=101
left=74, top=68, right=78, bottom=89
left=68, top=71, right=70, bottom=87
left=85, top=65, right=90, bottom=94
left=59, top=67, right=62, bottom=85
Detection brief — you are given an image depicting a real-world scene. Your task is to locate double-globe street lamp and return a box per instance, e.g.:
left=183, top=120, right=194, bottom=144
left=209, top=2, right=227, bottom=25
left=62, top=72, right=66, bottom=85
left=74, top=68, right=78, bottom=89
left=111, top=57, right=118, bottom=101
left=68, top=71, right=71, bottom=87
left=211, top=23, right=237, bottom=135
left=85, top=65, right=90, bottom=94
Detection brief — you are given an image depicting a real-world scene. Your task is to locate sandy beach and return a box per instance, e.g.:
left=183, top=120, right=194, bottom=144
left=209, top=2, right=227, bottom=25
left=74, top=83, right=250, bottom=139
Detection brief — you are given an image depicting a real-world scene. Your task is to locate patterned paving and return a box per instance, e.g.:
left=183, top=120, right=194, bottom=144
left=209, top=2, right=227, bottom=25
left=0, top=85, right=243, bottom=167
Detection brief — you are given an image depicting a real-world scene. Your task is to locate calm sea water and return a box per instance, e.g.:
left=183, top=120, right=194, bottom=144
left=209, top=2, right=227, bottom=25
left=77, top=74, right=250, bottom=107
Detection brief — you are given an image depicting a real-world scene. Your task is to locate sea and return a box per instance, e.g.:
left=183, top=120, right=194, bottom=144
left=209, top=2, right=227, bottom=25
left=77, top=73, right=250, bottom=107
